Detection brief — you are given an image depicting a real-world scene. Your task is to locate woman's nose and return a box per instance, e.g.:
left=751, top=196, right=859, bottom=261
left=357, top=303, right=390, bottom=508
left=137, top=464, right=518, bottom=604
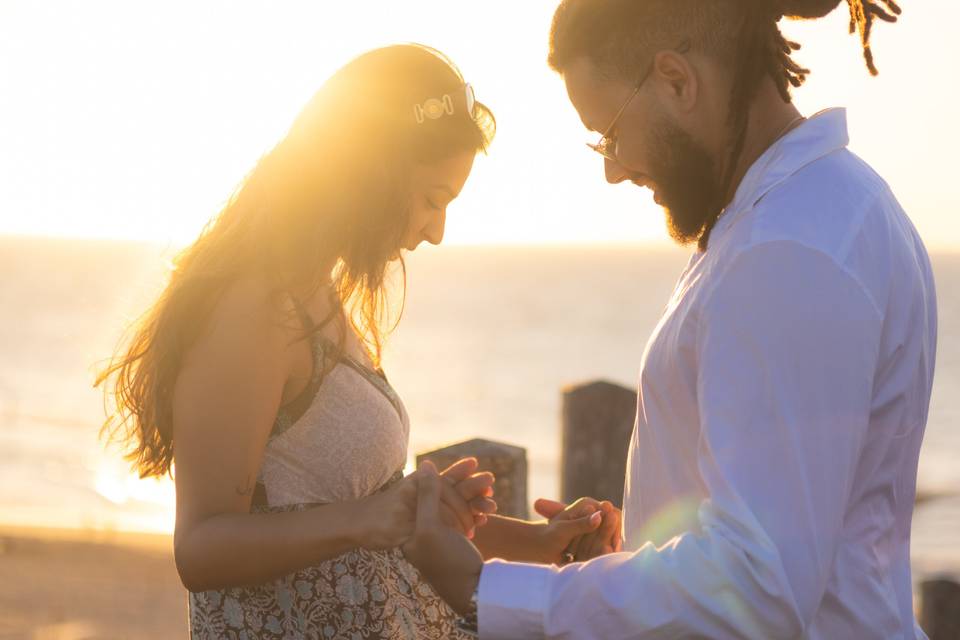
left=423, top=209, right=446, bottom=246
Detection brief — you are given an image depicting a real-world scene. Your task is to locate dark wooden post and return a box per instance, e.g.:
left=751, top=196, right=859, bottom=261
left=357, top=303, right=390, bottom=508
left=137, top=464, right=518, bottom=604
left=417, top=438, right=528, bottom=519
left=919, top=578, right=960, bottom=639
left=561, top=380, right=637, bottom=508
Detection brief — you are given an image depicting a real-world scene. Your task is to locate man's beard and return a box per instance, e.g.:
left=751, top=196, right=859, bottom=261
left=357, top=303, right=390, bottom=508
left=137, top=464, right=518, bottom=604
left=646, top=117, right=723, bottom=246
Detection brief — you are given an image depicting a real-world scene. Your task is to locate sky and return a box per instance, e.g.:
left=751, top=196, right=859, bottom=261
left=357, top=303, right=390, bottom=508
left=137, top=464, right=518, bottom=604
left=0, top=0, right=957, bottom=249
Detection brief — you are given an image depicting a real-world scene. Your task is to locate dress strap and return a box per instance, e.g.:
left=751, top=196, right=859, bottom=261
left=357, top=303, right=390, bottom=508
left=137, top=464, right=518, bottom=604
left=267, top=294, right=328, bottom=440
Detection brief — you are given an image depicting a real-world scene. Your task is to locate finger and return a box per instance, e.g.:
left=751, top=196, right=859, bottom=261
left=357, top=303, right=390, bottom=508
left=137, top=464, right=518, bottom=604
left=556, top=510, right=602, bottom=537
left=439, top=457, right=478, bottom=484
left=440, top=480, right=476, bottom=537
left=586, top=528, right=611, bottom=560
left=468, top=496, right=497, bottom=515
left=566, top=501, right=599, bottom=520
left=585, top=504, right=622, bottom=559
left=552, top=512, right=602, bottom=562
left=581, top=505, right=612, bottom=559
left=594, top=502, right=622, bottom=552
left=444, top=499, right=495, bottom=529
left=395, top=475, right=420, bottom=513
left=593, top=502, right=618, bottom=555
left=574, top=530, right=595, bottom=561
left=455, top=472, right=495, bottom=501
left=414, top=460, right=443, bottom=532
left=573, top=497, right=602, bottom=511
left=550, top=497, right=602, bottom=522
left=440, top=503, right=460, bottom=530
left=560, top=536, right=580, bottom=564
left=533, top=498, right=567, bottom=519
left=573, top=511, right=603, bottom=560
left=551, top=501, right=597, bottom=523
left=597, top=501, right=617, bottom=542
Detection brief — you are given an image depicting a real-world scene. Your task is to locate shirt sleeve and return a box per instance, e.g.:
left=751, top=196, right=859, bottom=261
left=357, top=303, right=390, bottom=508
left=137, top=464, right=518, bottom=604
left=477, top=240, right=882, bottom=639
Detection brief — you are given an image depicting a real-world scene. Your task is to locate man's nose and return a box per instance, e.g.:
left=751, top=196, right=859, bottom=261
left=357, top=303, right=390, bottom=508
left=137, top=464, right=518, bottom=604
left=604, top=158, right=630, bottom=184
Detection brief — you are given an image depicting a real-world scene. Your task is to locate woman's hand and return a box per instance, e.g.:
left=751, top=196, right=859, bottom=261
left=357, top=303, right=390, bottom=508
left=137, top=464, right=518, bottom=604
left=534, top=497, right=622, bottom=564
left=401, top=461, right=484, bottom=615
left=437, top=457, right=498, bottom=538
left=504, top=497, right=602, bottom=565
left=347, top=458, right=497, bottom=550
left=347, top=473, right=420, bottom=550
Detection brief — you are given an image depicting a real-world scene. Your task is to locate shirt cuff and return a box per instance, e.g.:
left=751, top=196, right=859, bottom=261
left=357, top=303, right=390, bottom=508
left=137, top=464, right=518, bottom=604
left=477, top=558, right=554, bottom=639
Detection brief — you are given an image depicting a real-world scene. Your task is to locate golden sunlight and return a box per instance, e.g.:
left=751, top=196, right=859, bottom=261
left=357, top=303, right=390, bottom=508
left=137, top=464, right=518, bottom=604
left=1, top=2, right=958, bottom=636
left=2, top=1, right=955, bottom=248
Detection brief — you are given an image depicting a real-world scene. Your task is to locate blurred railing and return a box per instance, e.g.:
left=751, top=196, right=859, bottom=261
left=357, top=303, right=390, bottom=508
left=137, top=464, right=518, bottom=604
left=417, top=379, right=960, bottom=639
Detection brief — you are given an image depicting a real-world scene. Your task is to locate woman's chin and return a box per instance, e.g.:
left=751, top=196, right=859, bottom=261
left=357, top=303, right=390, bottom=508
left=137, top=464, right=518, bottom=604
left=393, top=242, right=422, bottom=259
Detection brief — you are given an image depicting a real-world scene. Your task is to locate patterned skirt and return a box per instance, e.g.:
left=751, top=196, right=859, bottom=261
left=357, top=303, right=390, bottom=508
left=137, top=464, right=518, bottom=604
left=188, top=504, right=471, bottom=640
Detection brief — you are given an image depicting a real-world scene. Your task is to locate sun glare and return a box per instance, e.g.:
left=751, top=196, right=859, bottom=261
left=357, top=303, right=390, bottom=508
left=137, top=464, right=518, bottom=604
left=93, top=458, right=176, bottom=533
left=0, top=1, right=957, bottom=248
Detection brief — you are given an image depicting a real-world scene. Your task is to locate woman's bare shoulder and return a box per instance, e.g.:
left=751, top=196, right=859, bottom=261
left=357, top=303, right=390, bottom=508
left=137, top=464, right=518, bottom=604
left=289, top=282, right=343, bottom=339
left=184, top=274, right=301, bottom=369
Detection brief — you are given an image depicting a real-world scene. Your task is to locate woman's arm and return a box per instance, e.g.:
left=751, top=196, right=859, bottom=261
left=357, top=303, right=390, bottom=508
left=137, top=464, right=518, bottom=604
left=171, top=277, right=415, bottom=592
left=472, top=508, right=603, bottom=564
left=472, top=497, right=621, bottom=564
left=175, top=481, right=418, bottom=592
left=471, top=515, right=551, bottom=563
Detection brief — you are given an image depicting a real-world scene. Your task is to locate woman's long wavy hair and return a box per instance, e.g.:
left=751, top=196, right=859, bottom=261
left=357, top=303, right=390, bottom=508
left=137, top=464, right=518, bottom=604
left=95, top=44, right=496, bottom=479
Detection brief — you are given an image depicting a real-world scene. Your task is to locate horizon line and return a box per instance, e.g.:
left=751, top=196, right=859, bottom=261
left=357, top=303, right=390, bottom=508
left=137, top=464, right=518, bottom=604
left=3, top=230, right=959, bottom=254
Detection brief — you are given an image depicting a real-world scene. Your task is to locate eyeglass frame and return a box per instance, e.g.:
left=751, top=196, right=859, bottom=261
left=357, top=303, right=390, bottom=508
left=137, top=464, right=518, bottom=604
left=586, top=39, right=691, bottom=163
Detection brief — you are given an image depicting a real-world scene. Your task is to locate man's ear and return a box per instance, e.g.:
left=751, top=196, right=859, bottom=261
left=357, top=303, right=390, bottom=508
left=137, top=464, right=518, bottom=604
left=652, top=50, right=698, bottom=113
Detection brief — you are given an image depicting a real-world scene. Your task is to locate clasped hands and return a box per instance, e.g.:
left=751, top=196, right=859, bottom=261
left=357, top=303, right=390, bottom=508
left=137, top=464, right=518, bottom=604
left=355, top=458, right=622, bottom=616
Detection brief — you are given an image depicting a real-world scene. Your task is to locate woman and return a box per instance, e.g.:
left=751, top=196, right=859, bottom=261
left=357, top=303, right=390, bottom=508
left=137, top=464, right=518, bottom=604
left=97, top=44, right=617, bottom=639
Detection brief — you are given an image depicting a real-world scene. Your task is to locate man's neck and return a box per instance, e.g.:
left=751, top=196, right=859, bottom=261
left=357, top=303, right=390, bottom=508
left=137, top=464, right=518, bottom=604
left=722, top=83, right=803, bottom=206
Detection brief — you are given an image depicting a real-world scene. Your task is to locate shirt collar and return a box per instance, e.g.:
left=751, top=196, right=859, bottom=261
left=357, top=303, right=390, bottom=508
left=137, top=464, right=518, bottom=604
left=709, top=107, right=850, bottom=240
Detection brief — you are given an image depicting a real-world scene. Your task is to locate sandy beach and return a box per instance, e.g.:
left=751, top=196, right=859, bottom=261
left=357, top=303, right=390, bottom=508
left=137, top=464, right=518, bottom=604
left=0, top=526, right=186, bottom=639
left=0, top=518, right=955, bottom=638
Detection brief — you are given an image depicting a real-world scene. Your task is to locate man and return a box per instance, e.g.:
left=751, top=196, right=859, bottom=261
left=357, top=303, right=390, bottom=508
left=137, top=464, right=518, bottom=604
left=405, top=0, right=937, bottom=638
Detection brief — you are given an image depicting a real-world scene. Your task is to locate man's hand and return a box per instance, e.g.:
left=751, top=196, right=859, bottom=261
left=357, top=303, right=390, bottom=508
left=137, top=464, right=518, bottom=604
left=534, top=497, right=622, bottom=562
left=519, top=498, right=603, bottom=565
left=438, top=457, right=497, bottom=537
left=402, top=460, right=483, bottom=616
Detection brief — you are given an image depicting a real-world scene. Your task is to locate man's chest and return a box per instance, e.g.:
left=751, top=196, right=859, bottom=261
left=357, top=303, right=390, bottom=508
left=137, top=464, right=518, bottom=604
left=623, top=253, right=733, bottom=543
left=638, top=256, right=709, bottom=410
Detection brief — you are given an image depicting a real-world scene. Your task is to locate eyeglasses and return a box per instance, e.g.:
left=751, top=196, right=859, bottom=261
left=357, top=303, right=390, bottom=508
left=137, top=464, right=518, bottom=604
left=587, top=40, right=691, bottom=163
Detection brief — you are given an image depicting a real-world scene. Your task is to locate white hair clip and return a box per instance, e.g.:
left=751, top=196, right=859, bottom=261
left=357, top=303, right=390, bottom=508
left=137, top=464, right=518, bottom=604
left=414, top=83, right=476, bottom=124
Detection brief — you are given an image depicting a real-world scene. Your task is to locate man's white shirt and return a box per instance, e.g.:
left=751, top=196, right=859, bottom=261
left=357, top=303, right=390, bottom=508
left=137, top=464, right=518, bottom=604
left=477, top=108, right=937, bottom=639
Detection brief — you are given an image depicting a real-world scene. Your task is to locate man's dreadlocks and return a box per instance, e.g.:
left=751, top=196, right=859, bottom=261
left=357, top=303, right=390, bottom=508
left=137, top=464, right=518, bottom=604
left=548, top=0, right=901, bottom=249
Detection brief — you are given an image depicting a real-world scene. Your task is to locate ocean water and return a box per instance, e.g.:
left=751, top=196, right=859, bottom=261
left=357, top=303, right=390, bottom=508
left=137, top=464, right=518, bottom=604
left=1, top=235, right=957, bottom=578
